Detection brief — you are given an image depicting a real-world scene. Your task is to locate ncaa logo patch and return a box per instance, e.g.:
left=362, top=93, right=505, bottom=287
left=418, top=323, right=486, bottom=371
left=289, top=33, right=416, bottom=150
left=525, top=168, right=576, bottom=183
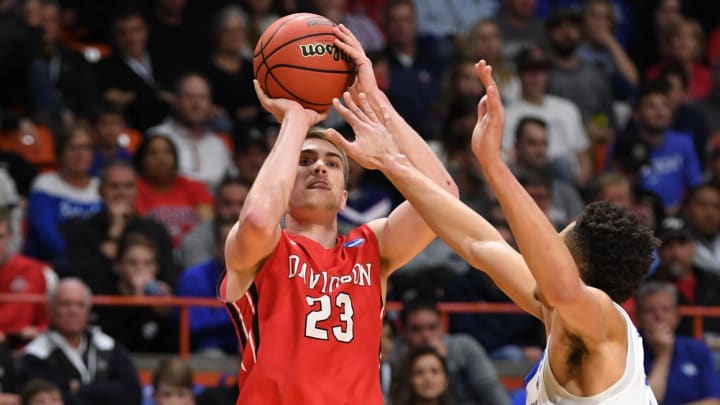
left=344, top=238, right=365, bottom=248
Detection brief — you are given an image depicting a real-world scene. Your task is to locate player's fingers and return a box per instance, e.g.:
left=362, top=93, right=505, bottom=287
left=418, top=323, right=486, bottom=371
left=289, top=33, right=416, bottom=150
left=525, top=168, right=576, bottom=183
left=325, top=128, right=354, bottom=153
left=342, top=91, right=371, bottom=124
left=253, top=80, right=268, bottom=102
left=335, top=24, right=363, bottom=49
left=358, top=93, right=380, bottom=124
left=332, top=97, right=364, bottom=128
left=333, top=38, right=364, bottom=61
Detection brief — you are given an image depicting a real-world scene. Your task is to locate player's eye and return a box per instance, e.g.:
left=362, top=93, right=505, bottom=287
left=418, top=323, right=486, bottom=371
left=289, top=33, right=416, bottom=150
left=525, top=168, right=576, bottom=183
left=299, top=157, right=311, bottom=165
left=328, top=160, right=340, bottom=168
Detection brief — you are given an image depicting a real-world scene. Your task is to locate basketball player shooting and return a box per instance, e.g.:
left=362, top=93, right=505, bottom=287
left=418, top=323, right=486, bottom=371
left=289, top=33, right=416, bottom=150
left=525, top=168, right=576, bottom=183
left=327, top=60, right=659, bottom=404
left=220, top=25, right=458, bottom=404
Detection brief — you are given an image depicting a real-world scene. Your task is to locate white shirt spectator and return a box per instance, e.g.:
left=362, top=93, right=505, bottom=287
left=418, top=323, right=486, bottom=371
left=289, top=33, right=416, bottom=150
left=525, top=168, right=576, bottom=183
left=148, top=118, right=234, bottom=190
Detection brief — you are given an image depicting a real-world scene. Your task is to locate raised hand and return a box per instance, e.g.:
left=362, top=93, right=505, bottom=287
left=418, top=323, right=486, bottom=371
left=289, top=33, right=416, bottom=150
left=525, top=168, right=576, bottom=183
left=470, top=60, right=506, bottom=168
left=333, top=24, right=383, bottom=108
left=326, top=92, right=399, bottom=171
left=253, top=80, right=327, bottom=125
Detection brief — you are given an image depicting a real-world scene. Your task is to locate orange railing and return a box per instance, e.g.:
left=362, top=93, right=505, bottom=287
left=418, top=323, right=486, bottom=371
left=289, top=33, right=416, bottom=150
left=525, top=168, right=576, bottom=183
left=2, top=293, right=718, bottom=358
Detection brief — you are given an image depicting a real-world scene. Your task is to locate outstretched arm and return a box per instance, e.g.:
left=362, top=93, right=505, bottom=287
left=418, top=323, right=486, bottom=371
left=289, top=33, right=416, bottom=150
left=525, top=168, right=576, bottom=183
left=224, top=81, right=325, bottom=301
left=472, top=61, right=612, bottom=343
left=332, top=25, right=458, bottom=276
left=327, top=93, right=541, bottom=318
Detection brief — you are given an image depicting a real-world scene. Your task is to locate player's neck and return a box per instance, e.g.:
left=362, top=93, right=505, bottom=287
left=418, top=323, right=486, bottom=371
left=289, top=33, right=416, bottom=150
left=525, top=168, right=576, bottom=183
left=285, top=215, right=338, bottom=249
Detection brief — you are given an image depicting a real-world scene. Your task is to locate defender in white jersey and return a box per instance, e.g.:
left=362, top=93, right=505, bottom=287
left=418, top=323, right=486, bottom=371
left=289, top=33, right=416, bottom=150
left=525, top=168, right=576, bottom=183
left=327, top=60, right=659, bottom=405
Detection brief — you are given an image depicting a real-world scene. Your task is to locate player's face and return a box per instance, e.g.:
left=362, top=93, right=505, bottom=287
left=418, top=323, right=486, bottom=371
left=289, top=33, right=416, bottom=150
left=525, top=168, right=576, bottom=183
left=638, top=290, right=679, bottom=333
left=153, top=383, right=195, bottom=405
left=404, top=310, right=441, bottom=347
left=410, top=354, right=448, bottom=401
left=289, top=138, right=348, bottom=213
left=117, top=245, right=158, bottom=294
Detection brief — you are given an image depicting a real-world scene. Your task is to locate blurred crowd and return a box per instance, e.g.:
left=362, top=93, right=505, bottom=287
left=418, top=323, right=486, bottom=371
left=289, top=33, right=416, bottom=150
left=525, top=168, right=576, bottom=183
left=1, top=0, right=720, bottom=404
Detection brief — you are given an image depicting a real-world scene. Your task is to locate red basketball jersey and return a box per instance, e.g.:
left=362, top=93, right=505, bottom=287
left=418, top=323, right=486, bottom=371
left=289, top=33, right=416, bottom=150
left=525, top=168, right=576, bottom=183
left=220, top=225, right=384, bottom=405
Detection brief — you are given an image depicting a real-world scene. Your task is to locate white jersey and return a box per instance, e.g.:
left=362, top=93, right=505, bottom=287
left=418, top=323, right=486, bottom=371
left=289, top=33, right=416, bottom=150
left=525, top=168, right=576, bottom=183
left=525, top=303, right=658, bottom=405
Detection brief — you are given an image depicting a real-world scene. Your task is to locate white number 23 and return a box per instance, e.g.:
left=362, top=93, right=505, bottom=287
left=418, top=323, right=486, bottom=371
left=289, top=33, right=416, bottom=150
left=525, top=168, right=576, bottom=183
left=304, top=293, right=354, bottom=343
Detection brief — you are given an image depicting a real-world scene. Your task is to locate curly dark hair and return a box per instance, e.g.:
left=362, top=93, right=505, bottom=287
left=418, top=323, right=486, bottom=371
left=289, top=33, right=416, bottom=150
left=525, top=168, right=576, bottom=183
left=566, top=201, right=659, bottom=303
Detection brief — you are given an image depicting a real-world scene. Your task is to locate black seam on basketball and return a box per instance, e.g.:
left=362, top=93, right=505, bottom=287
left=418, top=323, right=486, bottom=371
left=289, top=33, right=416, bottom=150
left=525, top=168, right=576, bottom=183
left=254, top=14, right=305, bottom=79
left=265, top=71, right=333, bottom=106
left=268, top=64, right=355, bottom=74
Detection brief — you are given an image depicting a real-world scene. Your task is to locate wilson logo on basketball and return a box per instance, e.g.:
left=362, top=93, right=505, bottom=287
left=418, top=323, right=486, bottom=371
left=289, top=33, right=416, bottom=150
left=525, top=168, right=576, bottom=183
left=298, top=43, right=351, bottom=62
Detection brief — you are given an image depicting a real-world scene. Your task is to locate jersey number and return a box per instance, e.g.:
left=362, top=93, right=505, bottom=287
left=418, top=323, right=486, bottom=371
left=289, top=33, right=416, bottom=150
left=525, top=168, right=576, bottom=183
left=305, top=293, right=354, bottom=343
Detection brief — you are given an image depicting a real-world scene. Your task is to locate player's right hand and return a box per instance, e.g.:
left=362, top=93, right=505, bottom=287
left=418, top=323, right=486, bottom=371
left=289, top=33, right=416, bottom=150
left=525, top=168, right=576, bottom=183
left=253, top=80, right=327, bottom=126
left=333, top=25, right=381, bottom=106
left=470, top=60, right=505, bottom=168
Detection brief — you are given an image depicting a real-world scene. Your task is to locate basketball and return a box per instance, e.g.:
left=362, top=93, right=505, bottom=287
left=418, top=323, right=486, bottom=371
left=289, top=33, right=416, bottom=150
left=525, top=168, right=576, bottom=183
left=253, top=13, right=356, bottom=113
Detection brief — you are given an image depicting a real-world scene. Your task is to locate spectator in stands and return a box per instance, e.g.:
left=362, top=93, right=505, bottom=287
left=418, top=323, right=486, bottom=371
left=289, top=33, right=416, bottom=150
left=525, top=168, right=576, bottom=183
left=243, top=0, right=280, bottom=52
left=546, top=8, right=617, bottom=147
left=591, top=172, right=633, bottom=207
left=89, top=104, right=134, bottom=176
left=62, top=160, right=174, bottom=293
left=312, top=0, right=385, bottom=52
left=657, top=64, right=710, bottom=166
left=649, top=217, right=720, bottom=342
left=682, top=183, right=720, bottom=274
left=19, top=278, right=142, bottom=405
left=496, top=0, right=547, bottom=67
left=232, top=133, right=268, bottom=185
left=95, top=232, right=177, bottom=353
left=502, top=46, right=592, bottom=187
left=21, top=379, right=63, bottom=405
left=628, top=0, right=684, bottom=74
left=0, top=0, right=38, bottom=118
left=440, top=59, right=486, bottom=118
left=381, top=0, right=449, bottom=139
left=464, top=19, right=521, bottom=103
left=133, top=135, right=213, bottom=249
left=147, top=73, right=234, bottom=190
left=200, top=6, right=262, bottom=137
left=28, top=0, right=96, bottom=128
left=696, top=56, right=720, bottom=137
left=637, top=281, right=720, bottom=405
left=610, top=80, right=702, bottom=212
left=381, top=318, right=395, bottom=404
left=646, top=17, right=711, bottom=101
left=519, top=171, right=574, bottom=230
left=413, top=0, right=496, bottom=42
left=577, top=0, right=639, bottom=101
left=0, top=208, right=55, bottom=348
left=0, top=166, right=24, bottom=254
left=390, top=346, right=455, bottom=405
left=149, top=358, right=195, bottom=405
left=391, top=301, right=510, bottom=405
left=511, top=116, right=585, bottom=224
left=26, top=126, right=102, bottom=263
left=176, top=218, right=236, bottom=354
left=147, top=0, right=196, bottom=73
left=181, top=176, right=248, bottom=268
left=97, top=7, right=177, bottom=130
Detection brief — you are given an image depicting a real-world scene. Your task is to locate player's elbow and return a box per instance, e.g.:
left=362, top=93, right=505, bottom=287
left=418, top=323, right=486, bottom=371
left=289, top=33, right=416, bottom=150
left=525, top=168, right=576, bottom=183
left=238, top=209, right=276, bottom=239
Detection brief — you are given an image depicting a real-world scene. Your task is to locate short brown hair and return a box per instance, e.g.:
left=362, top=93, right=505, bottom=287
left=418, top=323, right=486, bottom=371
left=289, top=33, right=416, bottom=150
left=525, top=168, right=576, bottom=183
left=306, top=127, right=350, bottom=187
left=21, top=379, right=61, bottom=405
left=153, top=358, right=193, bottom=390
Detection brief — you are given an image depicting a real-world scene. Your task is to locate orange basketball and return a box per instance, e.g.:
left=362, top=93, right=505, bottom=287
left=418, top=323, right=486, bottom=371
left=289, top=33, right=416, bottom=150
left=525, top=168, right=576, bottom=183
left=253, top=13, right=356, bottom=113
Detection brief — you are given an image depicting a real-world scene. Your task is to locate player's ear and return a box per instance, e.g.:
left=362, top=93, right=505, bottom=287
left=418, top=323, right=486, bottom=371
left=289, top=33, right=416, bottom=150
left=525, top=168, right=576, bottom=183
left=340, top=189, right=348, bottom=211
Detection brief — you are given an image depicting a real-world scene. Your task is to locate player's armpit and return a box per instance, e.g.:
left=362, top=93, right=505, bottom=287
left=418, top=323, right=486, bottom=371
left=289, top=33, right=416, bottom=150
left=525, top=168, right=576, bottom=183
left=552, top=286, right=621, bottom=347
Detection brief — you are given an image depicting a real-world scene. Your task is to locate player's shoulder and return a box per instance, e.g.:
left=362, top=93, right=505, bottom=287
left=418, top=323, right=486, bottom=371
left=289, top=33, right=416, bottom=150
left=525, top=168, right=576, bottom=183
left=343, top=223, right=379, bottom=250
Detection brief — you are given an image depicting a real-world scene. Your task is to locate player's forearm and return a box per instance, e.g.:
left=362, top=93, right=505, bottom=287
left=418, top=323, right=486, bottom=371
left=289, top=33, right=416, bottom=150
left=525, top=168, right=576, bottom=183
left=370, top=89, right=458, bottom=196
left=381, top=154, right=504, bottom=267
left=482, top=158, right=583, bottom=304
left=238, top=111, right=310, bottom=230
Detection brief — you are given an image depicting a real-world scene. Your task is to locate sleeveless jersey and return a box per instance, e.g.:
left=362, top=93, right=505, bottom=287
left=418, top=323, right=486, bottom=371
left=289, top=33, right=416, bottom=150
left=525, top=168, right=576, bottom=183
left=220, top=225, right=384, bottom=405
left=525, top=303, right=658, bottom=404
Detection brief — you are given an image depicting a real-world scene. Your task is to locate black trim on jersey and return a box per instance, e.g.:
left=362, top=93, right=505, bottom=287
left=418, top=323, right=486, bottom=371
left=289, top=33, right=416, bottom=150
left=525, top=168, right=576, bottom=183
left=250, top=284, right=261, bottom=352
left=226, top=302, right=247, bottom=350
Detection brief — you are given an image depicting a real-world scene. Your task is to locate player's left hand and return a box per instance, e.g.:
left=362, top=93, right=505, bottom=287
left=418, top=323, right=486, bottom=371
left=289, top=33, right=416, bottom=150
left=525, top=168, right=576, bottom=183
left=470, top=60, right=505, bottom=168
left=326, top=92, right=399, bottom=171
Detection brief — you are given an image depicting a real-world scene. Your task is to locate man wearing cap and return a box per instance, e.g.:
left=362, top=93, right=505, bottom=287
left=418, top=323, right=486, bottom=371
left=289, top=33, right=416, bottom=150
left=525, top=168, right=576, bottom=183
left=501, top=46, right=592, bottom=187
left=649, top=216, right=720, bottom=338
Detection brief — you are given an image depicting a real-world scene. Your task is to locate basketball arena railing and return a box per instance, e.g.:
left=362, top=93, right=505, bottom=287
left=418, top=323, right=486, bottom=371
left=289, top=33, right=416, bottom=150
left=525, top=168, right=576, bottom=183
left=0, top=293, right=715, bottom=359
